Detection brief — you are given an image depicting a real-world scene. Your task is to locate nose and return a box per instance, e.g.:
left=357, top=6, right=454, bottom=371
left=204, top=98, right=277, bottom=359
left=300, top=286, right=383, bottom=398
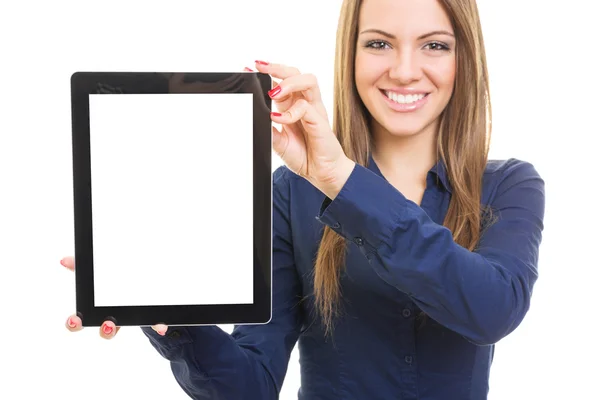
left=388, top=50, right=422, bottom=84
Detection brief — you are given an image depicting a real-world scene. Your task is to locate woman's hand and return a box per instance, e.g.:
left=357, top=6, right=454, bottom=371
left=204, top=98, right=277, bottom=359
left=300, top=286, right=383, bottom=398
left=60, top=256, right=168, bottom=339
left=254, top=60, right=355, bottom=199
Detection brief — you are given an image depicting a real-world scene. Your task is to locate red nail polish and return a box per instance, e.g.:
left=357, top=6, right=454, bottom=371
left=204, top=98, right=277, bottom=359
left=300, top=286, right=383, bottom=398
left=68, top=317, right=76, bottom=328
left=255, top=60, right=268, bottom=65
left=244, top=67, right=253, bottom=71
left=271, top=112, right=282, bottom=117
left=268, top=86, right=281, bottom=97
left=102, top=324, right=113, bottom=335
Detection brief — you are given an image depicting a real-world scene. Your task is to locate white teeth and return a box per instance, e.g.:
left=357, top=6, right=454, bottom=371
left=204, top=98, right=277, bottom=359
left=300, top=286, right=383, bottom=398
left=385, top=91, right=426, bottom=104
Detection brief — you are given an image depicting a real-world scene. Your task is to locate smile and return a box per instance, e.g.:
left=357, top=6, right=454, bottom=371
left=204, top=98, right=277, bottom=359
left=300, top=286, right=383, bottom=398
left=380, top=90, right=430, bottom=112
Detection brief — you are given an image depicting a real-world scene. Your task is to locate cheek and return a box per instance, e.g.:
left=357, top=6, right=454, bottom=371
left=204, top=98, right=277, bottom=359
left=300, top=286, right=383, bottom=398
left=355, top=52, right=389, bottom=90
left=425, top=59, right=456, bottom=92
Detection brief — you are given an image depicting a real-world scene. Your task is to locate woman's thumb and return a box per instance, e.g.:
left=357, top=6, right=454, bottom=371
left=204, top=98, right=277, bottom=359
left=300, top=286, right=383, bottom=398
left=152, top=324, right=169, bottom=336
left=272, top=125, right=286, bottom=158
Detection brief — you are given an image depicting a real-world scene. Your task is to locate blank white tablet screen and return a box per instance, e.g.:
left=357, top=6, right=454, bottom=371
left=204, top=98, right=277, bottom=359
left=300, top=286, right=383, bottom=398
left=88, top=93, right=254, bottom=307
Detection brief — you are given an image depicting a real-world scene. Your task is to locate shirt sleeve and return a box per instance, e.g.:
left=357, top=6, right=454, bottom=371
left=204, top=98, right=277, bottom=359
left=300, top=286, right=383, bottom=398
left=316, top=159, right=545, bottom=346
left=141, top=167, right=303, bottom=399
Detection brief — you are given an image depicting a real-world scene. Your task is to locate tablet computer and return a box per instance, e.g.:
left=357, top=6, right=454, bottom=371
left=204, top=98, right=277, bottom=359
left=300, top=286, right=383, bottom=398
left=70, top=71, right=272, bottom=327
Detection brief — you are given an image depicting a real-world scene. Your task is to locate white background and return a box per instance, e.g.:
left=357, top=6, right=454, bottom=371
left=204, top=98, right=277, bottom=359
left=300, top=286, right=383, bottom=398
left=0, top=0, right=598, bottom=399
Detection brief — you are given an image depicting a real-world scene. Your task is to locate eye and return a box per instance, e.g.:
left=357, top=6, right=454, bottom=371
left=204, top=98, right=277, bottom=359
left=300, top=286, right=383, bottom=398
left=365, top=40, right=391, bottom=50
left=424, top=41, right=450, bottom=51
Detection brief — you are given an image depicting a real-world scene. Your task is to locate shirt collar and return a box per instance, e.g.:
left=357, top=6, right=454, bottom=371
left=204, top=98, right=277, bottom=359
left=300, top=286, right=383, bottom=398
left=429, top=157, right=452, bottom=194
left=366, top=154, right=453, bottom=194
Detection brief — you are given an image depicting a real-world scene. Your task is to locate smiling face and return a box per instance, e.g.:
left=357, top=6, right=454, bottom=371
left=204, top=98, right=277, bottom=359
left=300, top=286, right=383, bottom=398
left=355, top=0, right=456, bottom=140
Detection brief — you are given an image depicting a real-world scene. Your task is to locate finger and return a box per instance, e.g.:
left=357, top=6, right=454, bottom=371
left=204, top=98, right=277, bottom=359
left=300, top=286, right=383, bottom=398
left=99, top=320, right=120, bottom=340
left=254, top=60, right=300, bottom=80
left=271, top=124, right=293, bottom=161
left=272, top=125, right=284, bottom=155
left=65, top=314, right=83, bottom=332
left=271, top=99, right=322, bottom=128
left=60, top=256, right=75, bottom=271
left=272, top=77, right=281, bottom=89
left=271, top=94, right=294, bottom=115
left=152, top=324, right=169, bottom=336
left=268, top=73, right=322, bottom=104
left=245, top=65, right=283, bottom=98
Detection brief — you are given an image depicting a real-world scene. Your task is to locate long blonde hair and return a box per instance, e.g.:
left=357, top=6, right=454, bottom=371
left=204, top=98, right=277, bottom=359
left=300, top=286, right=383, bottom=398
left=313, top=0, right=492, bottom=335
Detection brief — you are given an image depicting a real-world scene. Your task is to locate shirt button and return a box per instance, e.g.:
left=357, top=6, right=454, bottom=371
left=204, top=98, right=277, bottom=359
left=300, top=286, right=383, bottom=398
left=354, top=237, right=363, bottom=245
left=402, top=309, right=411, bottom=318
left=405, top=355, right=413, bottom=364
left=332, top=222, right=340, bottom=229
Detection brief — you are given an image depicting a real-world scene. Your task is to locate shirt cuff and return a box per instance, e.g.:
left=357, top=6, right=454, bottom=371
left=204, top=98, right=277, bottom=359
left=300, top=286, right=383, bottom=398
left=316, top=163, right=409, bottom=252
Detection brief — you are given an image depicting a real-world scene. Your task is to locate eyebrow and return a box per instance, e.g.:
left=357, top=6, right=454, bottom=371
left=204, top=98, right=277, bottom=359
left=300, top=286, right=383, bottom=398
left=359, top=29, right=455, bottom=40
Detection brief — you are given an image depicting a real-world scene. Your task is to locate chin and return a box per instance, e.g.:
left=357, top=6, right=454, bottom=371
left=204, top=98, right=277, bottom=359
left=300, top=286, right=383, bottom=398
left=373, top=114, right=438, bottom=139
left=384, top=122, right=426, bottom=137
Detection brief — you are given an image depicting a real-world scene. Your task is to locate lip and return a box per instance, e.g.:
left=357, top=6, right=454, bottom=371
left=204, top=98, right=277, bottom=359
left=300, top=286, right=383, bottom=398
left=380, top=89, right=430, bottom=112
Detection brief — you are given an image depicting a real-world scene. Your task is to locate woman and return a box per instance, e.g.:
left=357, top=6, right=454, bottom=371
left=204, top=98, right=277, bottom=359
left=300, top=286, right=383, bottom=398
left=61, top=0, right=545, bottom=398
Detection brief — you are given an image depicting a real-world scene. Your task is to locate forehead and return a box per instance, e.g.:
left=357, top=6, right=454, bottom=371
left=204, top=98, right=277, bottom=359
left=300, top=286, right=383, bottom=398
left=358, top=0, right=454, bottom=34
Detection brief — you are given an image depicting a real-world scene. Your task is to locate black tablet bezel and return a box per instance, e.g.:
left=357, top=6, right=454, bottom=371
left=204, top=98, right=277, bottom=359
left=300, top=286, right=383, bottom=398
left=70, top=71, right=272, bottom=327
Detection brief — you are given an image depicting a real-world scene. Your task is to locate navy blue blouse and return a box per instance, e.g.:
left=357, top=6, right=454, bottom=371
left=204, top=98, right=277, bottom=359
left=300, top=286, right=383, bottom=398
left=142, top=156, right=545, bottom=400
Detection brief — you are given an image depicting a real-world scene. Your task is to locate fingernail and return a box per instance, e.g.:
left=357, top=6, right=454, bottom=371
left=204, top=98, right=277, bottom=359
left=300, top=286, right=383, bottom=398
left=102, top=324, right=113, bottom=335
left=271, top=112, right=282, bottom=117
left=268, top=86, right=281, bottom=97
left=244, top=67, right=253, bottom=71
left=68, top=317, right=77, bottom=328
left=255, top=60, right=268, bottom=65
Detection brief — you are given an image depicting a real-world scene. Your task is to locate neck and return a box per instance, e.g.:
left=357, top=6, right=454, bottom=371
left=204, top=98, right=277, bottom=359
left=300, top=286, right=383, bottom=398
left=370, top=120, right=439, bottom=184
